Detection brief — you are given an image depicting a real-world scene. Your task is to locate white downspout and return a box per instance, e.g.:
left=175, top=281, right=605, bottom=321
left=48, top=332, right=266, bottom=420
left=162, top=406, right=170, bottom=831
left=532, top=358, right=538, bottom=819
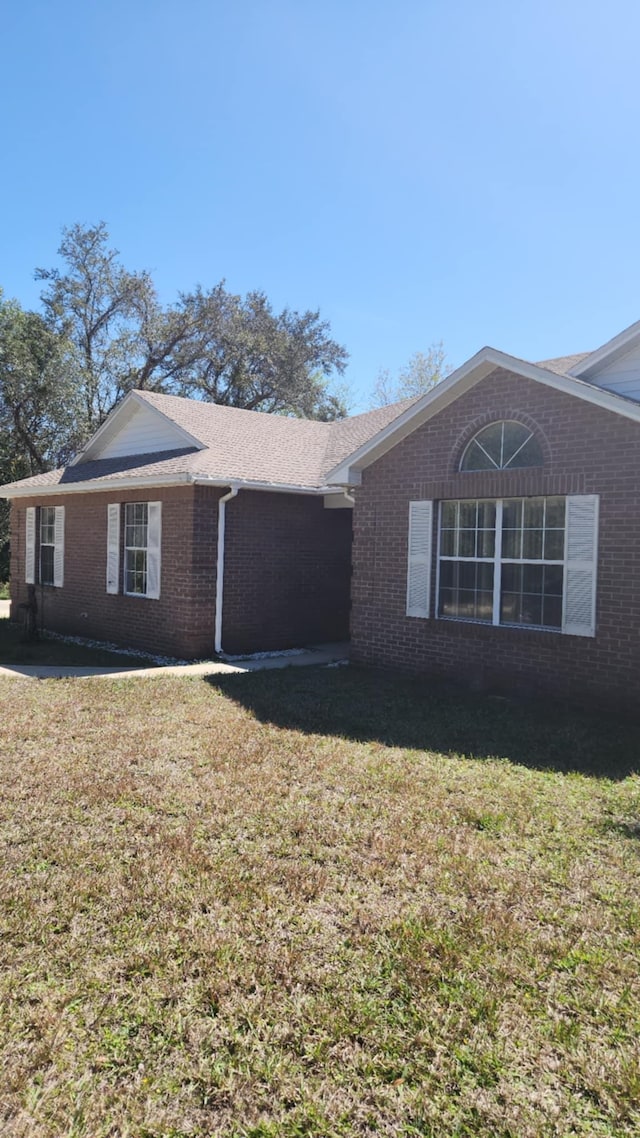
left=214, top=484, right=239, bottom=655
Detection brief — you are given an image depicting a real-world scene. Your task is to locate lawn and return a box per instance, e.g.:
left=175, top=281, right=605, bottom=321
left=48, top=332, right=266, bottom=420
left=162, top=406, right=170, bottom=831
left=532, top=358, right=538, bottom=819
left=1, top=667, right=639, bottom=1137
left=0, top=614, right=156, bottom=668
left=0, top=581, right=9, bottom=599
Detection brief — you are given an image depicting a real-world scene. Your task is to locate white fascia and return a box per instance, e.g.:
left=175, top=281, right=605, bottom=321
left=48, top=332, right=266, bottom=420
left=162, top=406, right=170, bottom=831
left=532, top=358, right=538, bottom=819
left=1, top=472, right=341, bottom=500
left=325, top=345, right=640, bottom=486
left=569, top=318, right=640, bottom=377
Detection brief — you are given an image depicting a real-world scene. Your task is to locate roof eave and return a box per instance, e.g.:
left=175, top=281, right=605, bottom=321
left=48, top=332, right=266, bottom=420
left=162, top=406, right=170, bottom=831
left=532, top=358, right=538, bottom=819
left=0, top=471, right=340, bottom=500
left=326, top=346, right=640, bottom=485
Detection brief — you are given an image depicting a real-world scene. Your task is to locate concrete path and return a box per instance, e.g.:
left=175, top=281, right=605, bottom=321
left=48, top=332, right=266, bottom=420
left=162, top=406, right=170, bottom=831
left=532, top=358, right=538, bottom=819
left=0, top=642, right=349, bottom=681
left=0, top=600, right=10, bottom=619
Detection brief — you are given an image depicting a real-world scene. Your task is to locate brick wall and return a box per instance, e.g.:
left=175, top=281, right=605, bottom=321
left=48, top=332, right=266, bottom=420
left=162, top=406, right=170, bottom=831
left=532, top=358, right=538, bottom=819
left=10, top=485, right=221, bottom=659
left=350, top=367, right=640, bottom=710
left=222, top=491, right=352, bottom=653
left=9, top=484, right=352, bottom=658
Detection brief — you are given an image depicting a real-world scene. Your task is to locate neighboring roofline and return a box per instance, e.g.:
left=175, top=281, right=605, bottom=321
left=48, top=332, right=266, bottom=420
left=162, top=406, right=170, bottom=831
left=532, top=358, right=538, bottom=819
left=0, top=471, right=342, bottom=500
left=326, top=346, right=640, bottom=485
left=569, top=318, right=640, bottom=378
left=69, top=390, right=205, bottom=466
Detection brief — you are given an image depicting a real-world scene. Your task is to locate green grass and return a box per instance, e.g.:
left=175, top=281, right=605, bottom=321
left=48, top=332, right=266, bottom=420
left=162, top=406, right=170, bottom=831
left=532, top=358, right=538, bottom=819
left=0, top=581, right=9, bottom=599
left=0, top=614, right=156, bottom=668
left=1, top=666, right=639, bottom=1137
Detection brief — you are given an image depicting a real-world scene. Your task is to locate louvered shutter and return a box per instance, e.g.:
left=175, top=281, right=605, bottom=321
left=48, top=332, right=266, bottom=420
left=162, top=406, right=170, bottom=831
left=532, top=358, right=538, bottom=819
left=562, top=495, right=599, bottom=638
left=146, top=502, right=162, bottom=599
left=406, top=501, right=433, bottom=618
left=25, top=507, right=36, bottom=584
left=53, top=506, right=65, bottom=587
left=106, top=504, right=121, bottom=594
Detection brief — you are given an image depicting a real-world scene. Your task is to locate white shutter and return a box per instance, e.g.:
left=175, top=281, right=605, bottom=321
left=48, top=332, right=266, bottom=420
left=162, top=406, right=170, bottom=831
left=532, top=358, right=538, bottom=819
left=106, top=503, right=121, bottom=594
left=146, top=502, right=162, bottom=599
left=562, top=495, right=599, bottom=638
left=53, top=506, right=65, bottom=587
left=25, top=507, right=36, bottom=584
left=406, top=501, right=433, bottom=618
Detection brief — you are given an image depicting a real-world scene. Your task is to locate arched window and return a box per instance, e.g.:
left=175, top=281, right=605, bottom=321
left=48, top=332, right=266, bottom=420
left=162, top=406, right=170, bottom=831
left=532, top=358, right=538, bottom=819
left=460, top=420, right=543, bottom=472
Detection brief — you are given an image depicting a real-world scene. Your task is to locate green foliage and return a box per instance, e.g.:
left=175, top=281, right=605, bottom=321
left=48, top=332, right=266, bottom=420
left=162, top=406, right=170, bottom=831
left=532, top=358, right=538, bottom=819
left=371, top=342, right=448, bottom=407
left=36, top=222, right=349, bottom=428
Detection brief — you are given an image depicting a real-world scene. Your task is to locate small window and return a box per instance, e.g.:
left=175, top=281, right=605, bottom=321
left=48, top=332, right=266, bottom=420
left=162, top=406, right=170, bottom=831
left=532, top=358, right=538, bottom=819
left=124, top=502, right=149, bottom=595
left=460, top=421, right=543, bottom=472
left=39, top=506, right=56, bottom=585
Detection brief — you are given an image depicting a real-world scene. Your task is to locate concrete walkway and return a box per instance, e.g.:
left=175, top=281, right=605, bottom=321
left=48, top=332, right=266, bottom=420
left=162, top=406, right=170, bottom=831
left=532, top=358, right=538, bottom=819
left=0, top=641, right=349, bottom=680
left=0, top=600, right=9, bottom=619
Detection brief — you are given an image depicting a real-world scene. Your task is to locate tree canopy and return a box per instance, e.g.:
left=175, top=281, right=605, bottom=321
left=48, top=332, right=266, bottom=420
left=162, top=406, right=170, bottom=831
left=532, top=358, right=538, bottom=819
left=36, top=223, right=349, bottom=431
left=370, top=343, right=448, bottom=407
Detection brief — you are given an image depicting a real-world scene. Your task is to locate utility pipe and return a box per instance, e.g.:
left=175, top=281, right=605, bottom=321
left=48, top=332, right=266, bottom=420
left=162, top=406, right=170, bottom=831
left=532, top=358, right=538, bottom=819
left=214, top=484, right=239, bottom=655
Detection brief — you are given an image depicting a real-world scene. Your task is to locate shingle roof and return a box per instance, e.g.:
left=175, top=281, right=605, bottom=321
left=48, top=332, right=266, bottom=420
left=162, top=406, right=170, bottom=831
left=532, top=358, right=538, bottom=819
left=0, top=392, right=420, bottom=495
left=536, top=352, right=591, bottom=376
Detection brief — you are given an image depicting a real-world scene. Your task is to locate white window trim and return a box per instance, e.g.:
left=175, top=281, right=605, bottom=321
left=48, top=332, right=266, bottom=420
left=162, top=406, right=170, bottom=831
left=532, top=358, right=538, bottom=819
left=122, top=501, right=162, bottom=600
left=436, top=496, right=596, bottom=636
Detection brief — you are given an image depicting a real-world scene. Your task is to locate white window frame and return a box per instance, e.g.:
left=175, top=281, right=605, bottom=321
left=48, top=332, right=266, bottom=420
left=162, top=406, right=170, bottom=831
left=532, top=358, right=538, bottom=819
left=436, top=496, right=586, bottom=634
left=459, top=420, right=542, bottom=472
left=121, top=501, right=161, bottom=600
left=39, top=505, right=56, bottom=586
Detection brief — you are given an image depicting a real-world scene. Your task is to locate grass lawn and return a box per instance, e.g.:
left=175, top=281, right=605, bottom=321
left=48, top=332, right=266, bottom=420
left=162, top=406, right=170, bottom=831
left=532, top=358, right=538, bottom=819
left=1, top=667, right=639, bottom=1137
left=0, top=581, right=9, bottom=599
left=0, top=615, right=156, bottom=668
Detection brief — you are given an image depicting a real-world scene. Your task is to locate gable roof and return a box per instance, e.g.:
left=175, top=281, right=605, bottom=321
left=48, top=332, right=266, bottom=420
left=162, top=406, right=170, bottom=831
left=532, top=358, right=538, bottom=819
left=0, top=391, right=418, bottom=498
left=326, top=345, right=640, bottom=486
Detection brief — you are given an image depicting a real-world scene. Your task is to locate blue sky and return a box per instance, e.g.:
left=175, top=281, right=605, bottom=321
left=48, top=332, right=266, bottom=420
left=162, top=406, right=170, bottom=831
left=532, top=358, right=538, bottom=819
left=2, top=0, right=640, bottom=410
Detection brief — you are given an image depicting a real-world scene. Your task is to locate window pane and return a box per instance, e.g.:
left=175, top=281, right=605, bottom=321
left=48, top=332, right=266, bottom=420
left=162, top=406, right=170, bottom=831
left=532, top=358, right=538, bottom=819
left=477, top=528, right=495, bottom=557
left=477, top=501, right=496, bottom=529
left=543, top=565, right=564, bottom=595
left=504, top=434, right=543, bottom=469
left=544, top=529, right=564, bottom=560
left=502, top=500, right=522, bottom=529
left=440, top=528, right=456, bottom=557
left=439, top=588, right=456, bottom=616
left=502, top=528, right=522, bottom=559
left=542, top=594, right=563, bottom=629
left=40, top=545, right=54, bottom=586
left=545, top=497, right=566, bottom=528
left=520, top=594, right=543, bottom=626
left=441, top=501, right=457, bottom=529
left=522, top=529, right=543, bottom=559
left=459, top=501, right=477, bottom=529
left=460, top=441, right=497, bottom=471
left=522, top=564, right=544, bottom=593
left=474, top=422, right=504, bottom=464
left=458, top=530, right=475, bottom=558
left=523, top=498, right=544, bottom=528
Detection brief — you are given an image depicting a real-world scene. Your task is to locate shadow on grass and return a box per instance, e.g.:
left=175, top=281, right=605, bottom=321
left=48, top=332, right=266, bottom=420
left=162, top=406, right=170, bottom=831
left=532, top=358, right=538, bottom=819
left=205, top=665, right=640, bottom=781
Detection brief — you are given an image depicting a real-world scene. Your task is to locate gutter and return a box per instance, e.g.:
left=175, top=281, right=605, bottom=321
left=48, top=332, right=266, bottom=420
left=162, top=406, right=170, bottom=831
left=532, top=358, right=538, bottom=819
left=0, top=472, right=344, bottom=500
left=214, top=484, right=239, bottom=655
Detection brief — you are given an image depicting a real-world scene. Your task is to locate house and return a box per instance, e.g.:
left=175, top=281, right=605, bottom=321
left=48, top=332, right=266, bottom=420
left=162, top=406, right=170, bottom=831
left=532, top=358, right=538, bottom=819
left=325, top=319, right=640, bottom=710
left=0, top=391, right=413, bottom=658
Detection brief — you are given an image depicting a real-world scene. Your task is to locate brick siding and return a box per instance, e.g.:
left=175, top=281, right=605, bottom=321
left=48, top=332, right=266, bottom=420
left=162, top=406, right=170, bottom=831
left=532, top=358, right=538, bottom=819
left=350, top=367, right=640, bottom=710
left=9, top=485, right=351, bottom=658
left=223, top=491, right=352, bottom=653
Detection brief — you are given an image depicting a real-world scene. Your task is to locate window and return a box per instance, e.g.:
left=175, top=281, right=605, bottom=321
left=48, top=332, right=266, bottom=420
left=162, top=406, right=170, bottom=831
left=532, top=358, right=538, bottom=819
left=124, top=503, right=149, bottom=595
left=39, top=506, right=56, bottom=586
left=25, top=505, right=64, bottom=587
left=420, top=495, right=598, bottom=637
left=439, top=497, right=565, bottom=629
left=460, top=421, right=543, bottom=471
left=108, top=501, right=161, bottom=598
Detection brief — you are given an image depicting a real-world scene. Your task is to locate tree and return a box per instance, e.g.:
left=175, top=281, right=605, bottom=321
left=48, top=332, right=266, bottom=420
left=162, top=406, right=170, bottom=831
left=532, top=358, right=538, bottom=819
left=0, top=292, right=81, bottom=579
left=370, top=342, right=448, bottom=407
left=37, top=223, right=349, bottom=430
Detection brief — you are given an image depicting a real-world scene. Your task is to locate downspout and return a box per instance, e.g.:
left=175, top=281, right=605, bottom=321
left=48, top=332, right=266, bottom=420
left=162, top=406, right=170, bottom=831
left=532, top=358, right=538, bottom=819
left=214, top=484, right=239, bottom=655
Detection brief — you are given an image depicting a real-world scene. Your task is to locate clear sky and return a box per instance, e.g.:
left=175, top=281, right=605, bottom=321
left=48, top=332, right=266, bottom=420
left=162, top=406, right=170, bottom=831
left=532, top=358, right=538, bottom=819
left=2, top=0, right=640, bottom=410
